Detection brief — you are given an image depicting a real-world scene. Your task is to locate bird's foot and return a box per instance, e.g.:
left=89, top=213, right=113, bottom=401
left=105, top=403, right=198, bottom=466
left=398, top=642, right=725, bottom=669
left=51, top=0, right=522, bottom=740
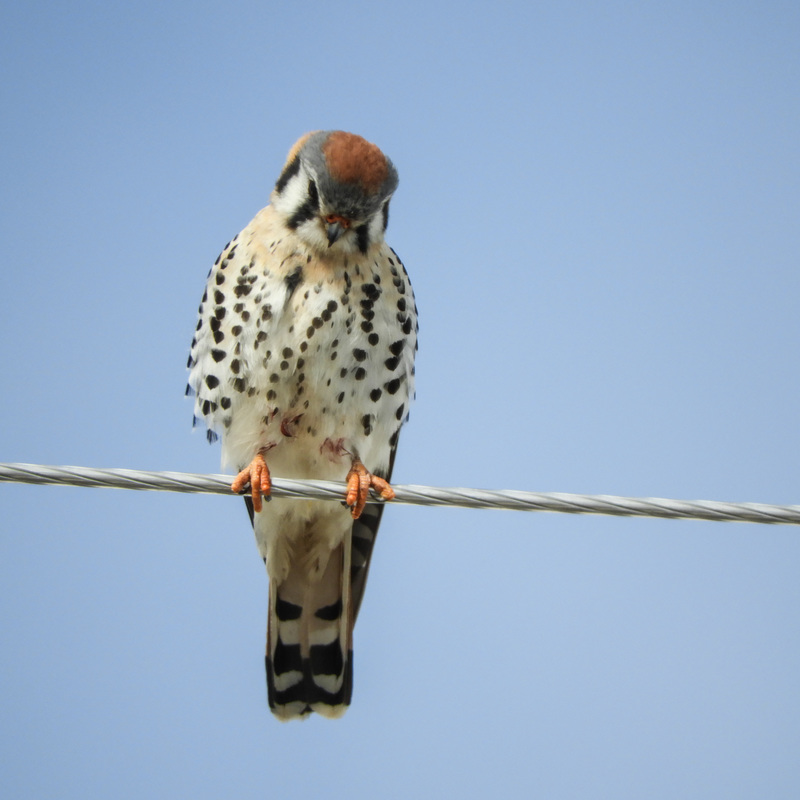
left=231, top=451, right=272, bottom=513
left=345, top=459, right=395, bottom=520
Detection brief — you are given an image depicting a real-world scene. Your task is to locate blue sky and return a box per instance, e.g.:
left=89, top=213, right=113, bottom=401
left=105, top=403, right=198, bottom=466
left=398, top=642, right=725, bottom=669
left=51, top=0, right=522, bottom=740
left=1, top=1, right=799, bottom=797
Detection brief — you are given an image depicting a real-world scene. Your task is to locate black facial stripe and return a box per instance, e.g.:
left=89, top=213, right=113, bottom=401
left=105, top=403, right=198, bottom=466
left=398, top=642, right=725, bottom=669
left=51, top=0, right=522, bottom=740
left=287, top=197, right=318, bottom=229
left=307, top=179, right=319, bottom=210
left=274, top=156, right=300, bottom=194
left=382, top=200, right=390, bottom=231
left=355, top=223, right=370, bottom=254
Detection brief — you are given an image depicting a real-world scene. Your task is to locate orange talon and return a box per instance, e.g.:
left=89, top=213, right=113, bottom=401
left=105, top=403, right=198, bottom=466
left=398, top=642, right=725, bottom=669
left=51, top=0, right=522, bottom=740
left=231, top=452, right=272, bottom=513
left=345, top=459, right=395, bottom=520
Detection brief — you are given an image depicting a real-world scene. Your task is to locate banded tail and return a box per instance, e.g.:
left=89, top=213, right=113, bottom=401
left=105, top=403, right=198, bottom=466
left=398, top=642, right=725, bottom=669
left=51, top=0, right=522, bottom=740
left=266, top=535, right=353, bottom=720
left=246, top=477, right=387, bottom=720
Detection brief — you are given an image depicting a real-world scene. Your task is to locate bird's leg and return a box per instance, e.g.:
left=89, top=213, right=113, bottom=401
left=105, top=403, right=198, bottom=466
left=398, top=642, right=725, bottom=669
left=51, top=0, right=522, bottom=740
left=231, top=450, right=272, bottom=513
left=345, top=458, right=395, bottom=520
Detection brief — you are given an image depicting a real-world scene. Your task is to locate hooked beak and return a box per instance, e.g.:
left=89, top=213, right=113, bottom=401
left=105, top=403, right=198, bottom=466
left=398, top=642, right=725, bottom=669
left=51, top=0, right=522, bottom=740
left=325, top=214, right=350, bottom=247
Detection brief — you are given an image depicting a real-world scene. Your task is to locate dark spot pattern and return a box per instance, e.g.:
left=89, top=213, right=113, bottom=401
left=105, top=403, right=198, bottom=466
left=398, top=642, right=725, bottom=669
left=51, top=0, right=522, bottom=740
left=284, top=267, right=303, bottom=300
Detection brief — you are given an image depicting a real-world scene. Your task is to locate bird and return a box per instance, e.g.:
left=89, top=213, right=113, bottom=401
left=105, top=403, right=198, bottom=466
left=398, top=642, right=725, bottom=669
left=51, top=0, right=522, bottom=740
left=186, top=131, right=417, bottom=720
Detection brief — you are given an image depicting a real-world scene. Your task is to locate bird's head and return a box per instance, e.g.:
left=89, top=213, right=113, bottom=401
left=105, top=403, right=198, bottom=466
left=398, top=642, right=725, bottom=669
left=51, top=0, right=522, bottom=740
left=271, top=131, right=399, bottom=256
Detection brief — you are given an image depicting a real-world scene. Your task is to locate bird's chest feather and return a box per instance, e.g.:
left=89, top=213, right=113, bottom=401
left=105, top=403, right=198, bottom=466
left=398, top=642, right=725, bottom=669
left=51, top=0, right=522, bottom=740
left=212, top=246, right=414, bottom=475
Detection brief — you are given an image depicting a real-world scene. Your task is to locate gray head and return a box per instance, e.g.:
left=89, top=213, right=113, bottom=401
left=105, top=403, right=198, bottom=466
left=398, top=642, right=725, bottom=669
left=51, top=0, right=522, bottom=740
left=271, top=131, right=399, bottom=255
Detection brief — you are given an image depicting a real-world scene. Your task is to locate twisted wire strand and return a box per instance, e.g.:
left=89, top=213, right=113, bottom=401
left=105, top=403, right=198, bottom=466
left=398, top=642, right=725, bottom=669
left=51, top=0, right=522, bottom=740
left=1, top=462, right=798, bottom=526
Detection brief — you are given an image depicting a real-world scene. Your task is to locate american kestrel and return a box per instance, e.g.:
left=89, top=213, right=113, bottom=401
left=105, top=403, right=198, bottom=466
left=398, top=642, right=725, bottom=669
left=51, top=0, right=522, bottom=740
left=186, top=131, right=417, bottom=720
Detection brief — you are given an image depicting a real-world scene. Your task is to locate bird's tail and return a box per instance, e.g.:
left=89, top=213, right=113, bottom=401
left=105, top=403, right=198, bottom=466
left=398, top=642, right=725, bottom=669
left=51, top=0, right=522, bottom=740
left=265, top=536, right=353, bottom=720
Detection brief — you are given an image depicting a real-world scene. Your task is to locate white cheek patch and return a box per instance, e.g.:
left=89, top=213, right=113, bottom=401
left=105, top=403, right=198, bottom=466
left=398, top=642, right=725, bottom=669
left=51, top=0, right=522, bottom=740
left=272, top=167, right=313, bottom=218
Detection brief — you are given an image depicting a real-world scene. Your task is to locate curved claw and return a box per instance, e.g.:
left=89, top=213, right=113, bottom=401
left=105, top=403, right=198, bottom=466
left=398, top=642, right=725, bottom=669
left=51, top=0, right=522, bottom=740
left=231, top=452, right=272, bottom=513
left=345, top=459, right=395, bottom=520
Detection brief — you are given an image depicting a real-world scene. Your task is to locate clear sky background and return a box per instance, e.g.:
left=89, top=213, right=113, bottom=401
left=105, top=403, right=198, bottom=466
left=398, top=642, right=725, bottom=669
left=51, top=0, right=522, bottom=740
left=1, top=2, right=799, bottom=797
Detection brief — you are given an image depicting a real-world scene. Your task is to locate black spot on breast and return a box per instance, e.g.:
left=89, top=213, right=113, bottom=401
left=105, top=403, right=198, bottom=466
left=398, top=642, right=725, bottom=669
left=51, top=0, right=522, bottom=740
left=280, top=360, right=289, bottom=370
left=211, top=349, right=226, bottom=363
left=269, top=373, right=280, bottom=383
left=267, top=389, right=276, bottom=400
left=370, top=388, right=382, bottom=402
left=389, top=339, right=404, bottom=356
left=233, top=378, right=247, bottom=393
left=312, top=316, right=323, bottom=329
left=233, top=284, right=251, bottom=298
left=230, top=359, right=240, bottom=374
left=232, top=325, right=242, bottom=336
left=215, top=272, right=225, bottom=286
left=355, top=367, right=366, bottom=380
left=257, top=331, right=267, bottom=343
left=361, top=283, right=380, bottom=300
left=362, top=414, right=372, bottom=435
left=384, top=356, right=399, bottom=371
left=261, top=305, right=273, bottom=321
left=306, top=326, right=315, bottom=338
left=213, top=330, right=225, bottom=344
left=214, top=290, right=225, bottom=304
left=282, top=347, right=293, bottom=358
left=395, top=403, right=405, bottom=420
left=361, top=321, right=373, bottom=333
left=402, top=318, right=413, bottom=335
left=214, top=307, right=226, bottom=320
left=368, top=333, right=379, bottom=346
left=337, top=392, right=345, bottom=403
left=220, top=396, right=231, bottom=409
left=205, top=375, right=219, bottom=389
left=284, top=266, right=303, bottom=301
left=327, top=300, right=338, bottom=312
left=397, top=298, right=406, bottom=311
left=385, top=378, right=401, bottom=394
left=186, top=356, right=195, bottom=369
left=353, top=348, right=367, bottom=362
